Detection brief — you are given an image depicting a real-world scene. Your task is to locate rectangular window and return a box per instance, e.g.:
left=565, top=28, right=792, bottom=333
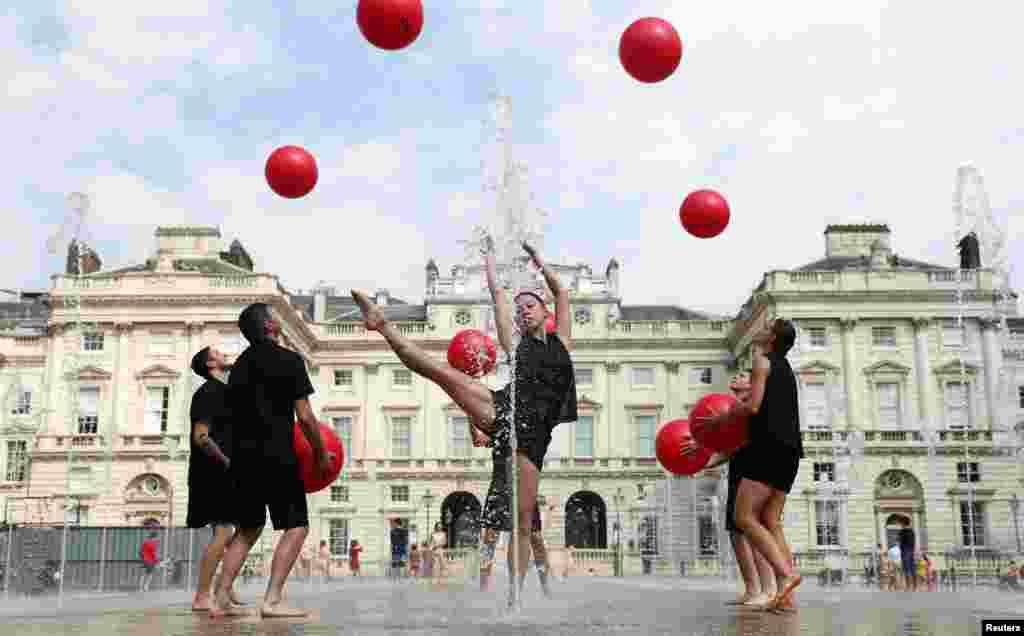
left=635, top=415, right=656, bottom=457
left=872, top=326, right=897, bottom=347
left=329, top=519, right=350, bottom=557
left=956, top=462, right=981, bottom=483
left=78, top=387, right=99, bottom=434
left=574, top=415, right=594, bottom=458
left=147, top=335, right=174, bottom=356
left=689, top=367, right=712, bottom=385
left=391, top=417, right=411, bottom=457
left=82, top=332, right=104, bottom=352
left=331, top=416, right=352, bottom=466
left=1018, top=385, right=1023, bottom=409
left=449, top=416, right=470, bottom=457
left=4, top=441, right=28, bottom=482
left=945, top=382, right=969, bottom=429
left=329, top=486, right=349, bottom=503
left=393, top=369, right=412, bottom=388
left=575, top=368, right=594, bottom=387
left=11, top=389, right=31, bottom=415
left=144, top=386, right=170, bottom=434
left=390, top=485, right=409, bottom=503
left=942, top=319, right=963, bottom=349
left=876, top=382, right=901, bottom=429
left=815, top=500, right=842, bottom=547
left=804, top=383, right=829, bottom=430
left=959, top=501, right=986, bottom=546
left=333, top=369, right=353, bottom=387
left=632, top=367, right=655, bottom=387
left=813, top=462, right=835, bottom=483
left=807, top=327, right=827, bottom=348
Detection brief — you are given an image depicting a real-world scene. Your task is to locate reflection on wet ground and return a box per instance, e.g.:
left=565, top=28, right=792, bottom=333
left=1, top=577, right=1020, bottom=635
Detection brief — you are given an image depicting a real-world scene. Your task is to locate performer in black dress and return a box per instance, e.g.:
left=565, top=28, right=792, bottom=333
left=350, top=239, right=575, bottom=606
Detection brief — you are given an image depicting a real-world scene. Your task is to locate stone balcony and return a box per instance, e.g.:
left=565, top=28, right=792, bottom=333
left=761, top=268, right=992, bottom=295
left=801, top=428, right=996, bottom=449
left=314, top=319, right=728, bottom=341
left=50, top=272, right=280, bottom=294
left=34, top=433, right=187, bottom=455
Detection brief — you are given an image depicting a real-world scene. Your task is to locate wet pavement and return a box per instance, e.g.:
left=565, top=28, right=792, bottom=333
left=1, top=576, right=1021, bottom=635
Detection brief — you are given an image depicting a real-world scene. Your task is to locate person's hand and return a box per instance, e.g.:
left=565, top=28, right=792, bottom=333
left=680, top=438, right=700, bottom=457
left=694, top=412, right=729, bottom=432
left=315, top=449, right=333, bottom=481
left=471, top=425, right=492, bottom=448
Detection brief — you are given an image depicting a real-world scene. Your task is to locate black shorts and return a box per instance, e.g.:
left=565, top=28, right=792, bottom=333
left=186, top=485, right=238, bottom=529
left=480, top=452, right=545, bottom=532
left=739, top=442, right=801, bottom=494
left=229, top=464, right=309, bottom=531
left=901, top=552, right=916, bottom=578
left=488, top=387, right=550, bottom=470
left=724, top=446, right=753, bottom=533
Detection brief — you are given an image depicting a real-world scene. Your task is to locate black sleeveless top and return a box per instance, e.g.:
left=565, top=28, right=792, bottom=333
left=501, top=333, right=577, bottom=441
left=749, top=351, right=803, bottom=456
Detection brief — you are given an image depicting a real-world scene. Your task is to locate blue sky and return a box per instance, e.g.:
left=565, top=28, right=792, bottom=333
left=3, top=1, right=1022, bottom=316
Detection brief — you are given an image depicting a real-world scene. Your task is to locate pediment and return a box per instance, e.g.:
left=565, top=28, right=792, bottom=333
left=797, top=360, right=841, bottom=375
left=135, top=364, right=181, bottom=380
left=65, top=365, right=112, bottom=381
left=932, top=360, right=979, bottom=376
left=862, top=360, right=910, bottom=376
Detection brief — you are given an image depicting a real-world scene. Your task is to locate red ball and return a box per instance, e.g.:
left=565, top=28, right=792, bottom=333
left=357, top=0, right=423, bottom=51
left=656, top=419, right=711, bottom=476
left=447, top=329, right=497, bottom=378
left=544, top=313, right=556, bottom=334
left=293, top=420, right=345, bottom=493
left=619, top=17, right=683, bottom=83
left=265, top=146, right=318, bottom=199
left=680, top=189, right=730, bottom=238
left=689, top=393, right=749, bottom=453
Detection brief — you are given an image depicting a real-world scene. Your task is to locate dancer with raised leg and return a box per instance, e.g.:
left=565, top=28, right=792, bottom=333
left=351, top=239, right=576, bottom=607
left=209, top=303, right=331, bottom=618
left=187, top=346, right=245, bottom=611
left=696, top=319, right=803, bottom=611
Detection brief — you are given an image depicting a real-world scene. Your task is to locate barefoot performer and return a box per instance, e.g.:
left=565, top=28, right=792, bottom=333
left=187, top=346, right=245, bottom=611
left=209, top=303, right=331, bottom=618
left=695, top=318, right=803, bottom=611
left=350, top=239, right=576, bottom=604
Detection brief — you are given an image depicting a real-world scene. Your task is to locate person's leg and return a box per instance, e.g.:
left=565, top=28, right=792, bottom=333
left=194, top=524, right=234, bottom=610
left=729, top=532, right=760, bottom=603
left=749, top=544, right=777, bottom=606
left=734, top=480, right=794, bottom=583
left=210, top=526, right=262, bottom=617
left=479, top=528, right=500, bottom=591
left=507, top=452, right=540, bottom=602
left=757, top=490, right=800, bottom=609
left=261, top=487, right=311, bottom=617
left=352, top=290, right=497, bottom=430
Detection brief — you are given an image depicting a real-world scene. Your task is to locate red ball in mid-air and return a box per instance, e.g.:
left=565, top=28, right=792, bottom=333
left=689, top=393, right=749, bottom=453
left=619, top=17, right=683, bottom=83
left=357, top=0, right=423, bottom=51
left=448, top=329, right=497, bottom=378
left=656, top=419, right=711, bottom=476
left=544, top=313, right=556, bottom=334
left=265, top=146, right=318, bottom=199
left=679, top=189, right=730, bottom=238
left=293, top=420, right=345, bottom=493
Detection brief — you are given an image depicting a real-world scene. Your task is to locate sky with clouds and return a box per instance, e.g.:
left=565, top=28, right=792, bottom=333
left=3, top=1, right=1022, bottom=316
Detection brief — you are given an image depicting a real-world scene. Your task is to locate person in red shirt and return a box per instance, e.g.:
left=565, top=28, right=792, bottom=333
left=349, top=540, right=363, bottom=578
left=139, top=531, right=161, bottom=592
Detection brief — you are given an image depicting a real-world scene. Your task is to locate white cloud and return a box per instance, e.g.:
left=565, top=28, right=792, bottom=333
left=447, top=192, right=481, bottom=221
left=6, top=70, right=58, bottom=98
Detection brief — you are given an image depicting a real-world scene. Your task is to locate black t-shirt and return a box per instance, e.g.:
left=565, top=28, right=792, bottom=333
left=507, top=333, right=577, bottom=441
left=899, top=527, right=915, bottom=552
left=390, top=528, right=408, bottom=556
left=227, top=341, right=315, bottom=470
left=188, top=380, right=232, bottom=487
left=750, top=352, right=804, bottom=456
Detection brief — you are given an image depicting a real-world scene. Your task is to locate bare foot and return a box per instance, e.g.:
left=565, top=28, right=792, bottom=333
left=208, top=591, right=249, bottom=618
left=767, top=574, right=802, bottom=611
left=350, top=290, right=387, bottom=331
left=191, top=594, right=212, bottom=612
left=744, top=593, right=772, bottom=608
left=229, top=590, right=246, bottom=606
left=726, top=592, right=754, bottom=605
left=260, top=602, right=310, bottom=618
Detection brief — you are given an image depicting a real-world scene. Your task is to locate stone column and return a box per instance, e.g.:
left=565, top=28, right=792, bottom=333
left=183, top=322, right=203, bottom=436
left=978, top=317, right=1002, bottom=429
left=664, top=361, right=680, bottom=421
left=108, top=322, right=133, bottom=448
left=839, top=317, right=859, bottom=430
left=605, top=362, right=620, bottom=460
left=363, top=363, right=379, bottom=459
left=42, top=324, right=65, bottom=433
left=911, top=317, right=933, bottom=427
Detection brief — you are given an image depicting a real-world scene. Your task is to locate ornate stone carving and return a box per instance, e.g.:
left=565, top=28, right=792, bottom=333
left=910, top=316, right=932, bottom=330
left=115, top=321, right=134, bottom=333
left=365, top=363, right=379, bottom=375
left=839, top=316, right=859, bottom=330
left=977, top=316, right=1003, bottom=331
left=605, top=362, right=621, bottom=373
left=664, top=361, right=680, bottom=374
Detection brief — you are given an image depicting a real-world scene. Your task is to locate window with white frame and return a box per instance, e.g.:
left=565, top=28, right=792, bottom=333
left=689, top=367, right=713, bottom=385
left=11, top=388, right=31, bottom=415
left=574, top=415, right=594, bottom=457
left=329, top=485, right=349, bottom=503
left=331, top=416, right=352, bottom=466
left=813, top=462, right=835, bottom=483
left=328, top=519, right=350, bottom=557
left=78, top=387, right=99, bottom=434
left=143, top=386, right=170, bottom=434
left=82, top=332, right=104, bottom=352
left=959, top=501, right=986, bottom=546
left=5, top=440, right=27, bottom=482
left=391, top=416, right=411, bottom=457
left=575, top=368, right=593, bottom=387
left=632, top=367, right=655, bottom=387
left=815, top=500, right=842, bottom=547
left=392, top=369, right=412, bottom=388
left=1017, top=385, right=1023, bottom=409
left=807, top=327, right=828, bottom=349
left=871, top=326, right=897, bottom=348
left=635, top=415, right=656, bottom=457
left=390, top=485, right=409, bottom=503
left=697, top=499, right=719, bottom=556
left=147, top=335, right=175, bottom=356
left=942, top=319, right=964, bottom=349
left=956, top=462, right=981, bottom=483
left=333, top=369, right=353, bottom=387
left=803, top=383, right=829, bottom=430
left=945, top=381, right=969, bottom=429
left=449, top=415, right=470, bottom=457
left=876, top=382, right=901, bottom=429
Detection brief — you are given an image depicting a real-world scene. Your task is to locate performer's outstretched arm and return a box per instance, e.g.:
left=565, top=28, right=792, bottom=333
left=482, top=236, right=516, bottom=355
left=523, top=242, right=571, bottom=348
